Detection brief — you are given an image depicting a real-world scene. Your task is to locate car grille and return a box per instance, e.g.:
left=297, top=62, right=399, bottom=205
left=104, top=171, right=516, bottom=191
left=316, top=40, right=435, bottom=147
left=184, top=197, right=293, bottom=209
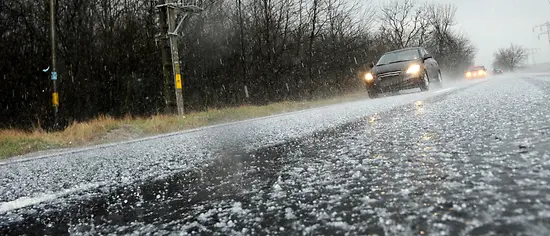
left=377, top=71, right=401, bottom=78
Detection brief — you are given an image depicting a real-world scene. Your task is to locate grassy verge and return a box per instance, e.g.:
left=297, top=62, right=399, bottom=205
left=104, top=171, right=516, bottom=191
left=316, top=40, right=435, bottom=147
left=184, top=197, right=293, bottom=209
left=0, top=92, right=368, bottom=159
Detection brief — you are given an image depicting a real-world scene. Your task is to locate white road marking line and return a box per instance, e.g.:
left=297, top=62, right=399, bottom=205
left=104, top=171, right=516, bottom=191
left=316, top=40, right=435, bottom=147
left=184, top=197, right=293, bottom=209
left=435, top=87, right=456, bottom=94
left=0, top=182, right=105, bottom=214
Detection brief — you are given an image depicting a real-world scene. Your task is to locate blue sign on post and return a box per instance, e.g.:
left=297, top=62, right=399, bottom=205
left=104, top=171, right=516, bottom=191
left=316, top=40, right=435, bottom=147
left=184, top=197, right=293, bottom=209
left=51, top=72, right=57, bottom=81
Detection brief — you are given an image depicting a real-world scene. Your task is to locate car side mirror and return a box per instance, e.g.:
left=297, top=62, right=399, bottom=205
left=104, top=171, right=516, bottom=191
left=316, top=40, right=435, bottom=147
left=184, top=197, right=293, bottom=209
left=423, top=53, right=432, bottom=60
left=367, top=62, right=374, bottom=69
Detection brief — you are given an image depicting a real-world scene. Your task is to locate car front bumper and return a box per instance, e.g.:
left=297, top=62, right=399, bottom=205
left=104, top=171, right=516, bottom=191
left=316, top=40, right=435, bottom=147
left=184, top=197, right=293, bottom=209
left=466, top=74, right=486, bottom=79
left=366, top=74, right=423, bottom=91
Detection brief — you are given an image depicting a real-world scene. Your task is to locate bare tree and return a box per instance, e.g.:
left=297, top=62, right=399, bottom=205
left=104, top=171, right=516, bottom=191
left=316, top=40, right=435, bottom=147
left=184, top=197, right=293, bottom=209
left=427, top=3, right=456, bottom=35
left=444, top=32, right=477, bottom=75
left=307, top=0, right=320, bottom=87
left=493, top=44, right=528, bottom=71
left=424, top=3, right=476, bottom=76
left=379, top=0, right=429, bottom=49
left=427, top=3, right=457, bottom=55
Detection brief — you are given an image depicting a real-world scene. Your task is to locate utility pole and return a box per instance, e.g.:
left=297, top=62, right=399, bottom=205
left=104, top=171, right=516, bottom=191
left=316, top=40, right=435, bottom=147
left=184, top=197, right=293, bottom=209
left=50, top=0, right=59, bottom=128
left=158, top=2, right=173, bottom=114
left=533, top=21, right=550, bottom=44
left=157, top=1, right=203, bottom=117
left=168, top=3, right=184, bottom=116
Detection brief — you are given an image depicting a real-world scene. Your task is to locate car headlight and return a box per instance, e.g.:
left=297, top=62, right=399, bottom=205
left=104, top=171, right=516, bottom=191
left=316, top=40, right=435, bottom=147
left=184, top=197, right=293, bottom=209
left=478, top=70, right=484, bottom=74
left=406, top=64, right=421, bottom=74
left=466, top=72, right=472, bottom=77
left=365, top=73, right=374, bottom=82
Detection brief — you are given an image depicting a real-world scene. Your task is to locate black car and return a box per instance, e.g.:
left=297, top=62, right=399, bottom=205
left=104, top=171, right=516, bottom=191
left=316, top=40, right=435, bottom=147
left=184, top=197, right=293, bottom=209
left=363, top=47, right=442, bottom=98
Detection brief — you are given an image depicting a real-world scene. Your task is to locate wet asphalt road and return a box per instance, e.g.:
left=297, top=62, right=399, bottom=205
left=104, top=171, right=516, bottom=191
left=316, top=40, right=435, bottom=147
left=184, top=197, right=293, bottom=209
left=1, top=74, right=550, bottom=235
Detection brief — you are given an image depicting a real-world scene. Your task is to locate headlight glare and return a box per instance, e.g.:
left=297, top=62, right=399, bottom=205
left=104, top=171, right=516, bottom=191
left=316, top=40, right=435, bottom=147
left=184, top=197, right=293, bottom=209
left=406, top=64, right=421, bottom=74
left=365, top=73, right=374, bottom=81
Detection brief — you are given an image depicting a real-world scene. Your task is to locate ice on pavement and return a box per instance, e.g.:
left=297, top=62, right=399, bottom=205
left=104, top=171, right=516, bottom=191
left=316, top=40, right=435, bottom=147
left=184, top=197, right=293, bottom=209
left=0, top=84, right=448, bottom=205
left=2, top=76, right=550, bottom=235
left=129, top=76, right=549, bottom=235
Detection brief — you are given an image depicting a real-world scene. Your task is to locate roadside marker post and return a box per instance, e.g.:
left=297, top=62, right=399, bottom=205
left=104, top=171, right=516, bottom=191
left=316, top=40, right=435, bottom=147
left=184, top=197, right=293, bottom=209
left=50, top=0, right=59, bottom=128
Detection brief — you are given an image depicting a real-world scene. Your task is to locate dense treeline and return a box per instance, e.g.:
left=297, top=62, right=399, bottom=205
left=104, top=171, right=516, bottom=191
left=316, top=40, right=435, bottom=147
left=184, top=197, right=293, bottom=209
left=1, top=0, right=475, bottom=130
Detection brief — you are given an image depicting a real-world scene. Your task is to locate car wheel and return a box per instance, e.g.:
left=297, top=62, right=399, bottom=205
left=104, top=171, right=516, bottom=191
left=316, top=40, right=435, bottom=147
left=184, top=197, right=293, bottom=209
left=419, top=70, right=429, bottom=91
left=432, top=71, right=443, bottom=88
left=367, top=88, right=379, bottom=99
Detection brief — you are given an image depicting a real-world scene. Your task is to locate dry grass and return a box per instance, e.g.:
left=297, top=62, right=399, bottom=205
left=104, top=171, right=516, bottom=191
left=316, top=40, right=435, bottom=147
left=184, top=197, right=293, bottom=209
left=0, top=92, right=367, bottom=159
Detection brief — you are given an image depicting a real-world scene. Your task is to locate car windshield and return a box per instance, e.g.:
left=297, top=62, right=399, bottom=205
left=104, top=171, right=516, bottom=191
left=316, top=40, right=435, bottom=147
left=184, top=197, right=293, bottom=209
left=376, top=49, right=420, bottom=65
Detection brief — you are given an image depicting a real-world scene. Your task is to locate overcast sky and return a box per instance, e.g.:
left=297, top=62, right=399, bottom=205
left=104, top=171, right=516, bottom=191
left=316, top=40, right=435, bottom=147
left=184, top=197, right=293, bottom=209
left=372, top=0, right=550, bottom=67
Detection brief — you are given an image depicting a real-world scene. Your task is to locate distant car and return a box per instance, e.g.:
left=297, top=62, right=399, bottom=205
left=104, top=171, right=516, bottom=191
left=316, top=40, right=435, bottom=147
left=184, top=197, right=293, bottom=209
left=363, top=47, right=442, bottom=98
left=493, top=68, right=504, bottom=75
left=465, top=66, right=487, bottom=79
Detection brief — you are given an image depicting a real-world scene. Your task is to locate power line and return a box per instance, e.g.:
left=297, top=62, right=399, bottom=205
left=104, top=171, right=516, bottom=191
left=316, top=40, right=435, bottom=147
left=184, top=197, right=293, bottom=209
left=526, top=48, right=541, bottom=66
left=533, top=21, right=550, bottom=44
